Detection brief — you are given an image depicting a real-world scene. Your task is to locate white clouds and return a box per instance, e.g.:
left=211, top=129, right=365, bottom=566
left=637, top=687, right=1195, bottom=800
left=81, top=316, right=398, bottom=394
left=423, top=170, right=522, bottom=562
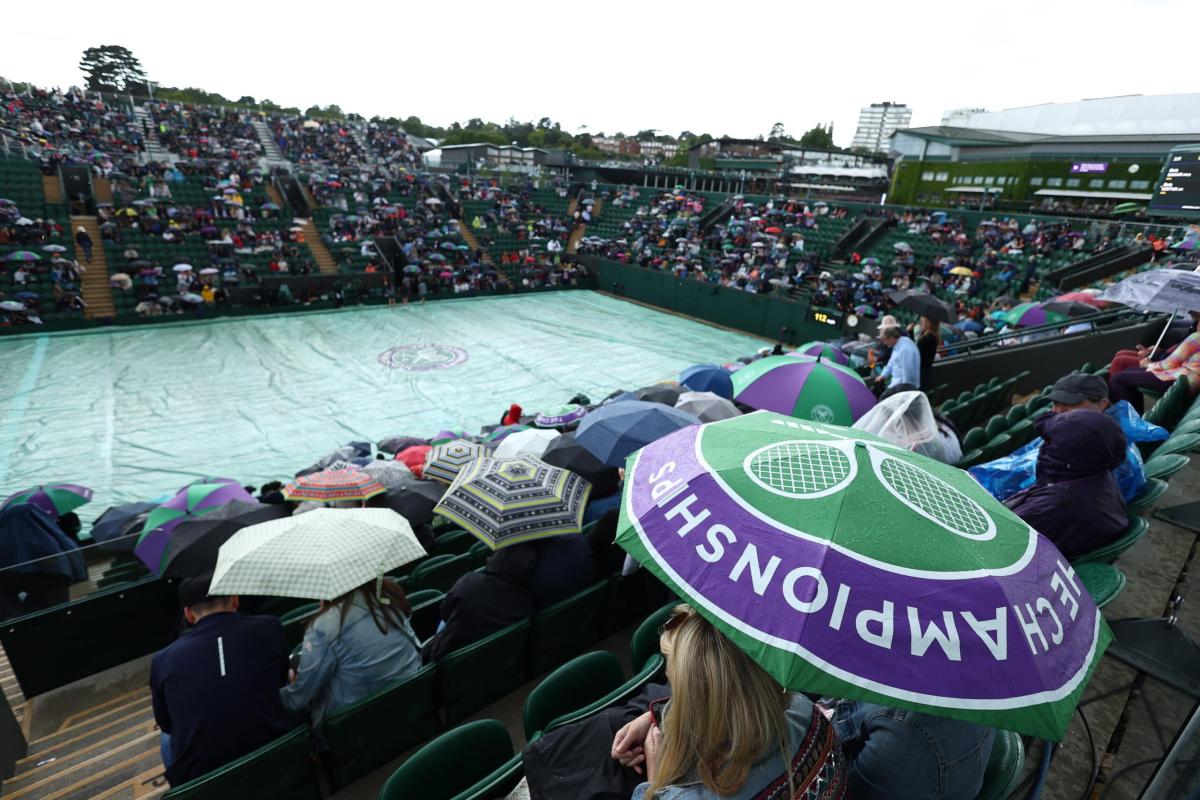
left=3, top=0, right=1194, bottom=147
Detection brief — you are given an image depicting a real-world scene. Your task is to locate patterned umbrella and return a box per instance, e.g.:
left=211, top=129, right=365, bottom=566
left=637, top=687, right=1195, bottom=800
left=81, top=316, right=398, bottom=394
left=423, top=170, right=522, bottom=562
left=791, top=342, right=850, bottom=366
left=135, top=482, right=256, bottom=570
left=361, top=460, right=418, bottom=490
left=2, top=483, right=93, bottom=518
left=493, top=428, right=560, bottom=460
left=210, top=508, right=426, bottom=600
left=435, top=457, right=592, bottom=550
left=534, top=404, right=588, bottom=428
left=4, top=251, right=41, bottom=262
left=430, top=429, right=470, bottom=446
left=283, top=468, right=386, bottom=503
left=617, top=411, right=1110, bottom=740
left=732, top=356, right=876, bottom=424
left=575, top=401, right=700, bottom=467
left=679, top=364, right=734, bottom=399
left=1002, top=302, right=1067, bottom=328
left=483, top=424, right=531, bottom=443
left=90, top=501, right=158, bottom=552
left=424, top=441, right=488, bottom=484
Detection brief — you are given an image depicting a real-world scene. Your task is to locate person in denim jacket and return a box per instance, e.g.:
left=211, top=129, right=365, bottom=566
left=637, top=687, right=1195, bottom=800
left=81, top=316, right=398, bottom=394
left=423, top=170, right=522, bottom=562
left=614, top=605, right=847, bottom=800
left=831, top=701, right=995, bottom=800
left=281, top=578, right=422, bottom=725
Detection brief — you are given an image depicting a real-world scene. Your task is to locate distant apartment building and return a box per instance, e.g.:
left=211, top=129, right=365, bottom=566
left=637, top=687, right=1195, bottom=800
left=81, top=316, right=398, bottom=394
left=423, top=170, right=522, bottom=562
left=851, top=102, right=912, bottom=153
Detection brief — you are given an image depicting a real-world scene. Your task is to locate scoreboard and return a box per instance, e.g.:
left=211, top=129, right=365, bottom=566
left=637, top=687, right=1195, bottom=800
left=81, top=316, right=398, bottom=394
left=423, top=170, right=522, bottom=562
left=1150, top=146, right=1200, bottom=217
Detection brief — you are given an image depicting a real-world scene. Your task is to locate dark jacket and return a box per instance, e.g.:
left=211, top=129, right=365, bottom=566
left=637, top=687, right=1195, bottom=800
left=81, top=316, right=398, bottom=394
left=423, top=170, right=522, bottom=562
left=1005, top=410, right=1128, bottom=560
left=530, top=535, right=595, bottom=608
left=422, top=544, right=537, bottom=662
left=150, top=612, right=295, bottom=786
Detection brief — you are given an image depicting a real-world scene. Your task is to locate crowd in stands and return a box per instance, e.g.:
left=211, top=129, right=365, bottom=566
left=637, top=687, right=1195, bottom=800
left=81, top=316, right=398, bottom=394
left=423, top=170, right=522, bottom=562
left=0, top=85, right=143, bottom=169
left=145, top=101, right=263, bottom=162
left=0, top=201, right=86, bottom=324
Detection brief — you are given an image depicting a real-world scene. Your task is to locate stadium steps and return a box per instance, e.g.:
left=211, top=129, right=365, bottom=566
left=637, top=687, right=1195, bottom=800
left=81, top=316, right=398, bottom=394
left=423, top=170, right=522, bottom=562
left=298, top=219, right=338, bottom=274
left=41, top=175, right=63, bottom=204
left=93, top=178, right=113, bottom=206
left=0, top=646, right=27, bottom=745
left=567, top=197, right=578, bottom=216
left=567, top=224, right=586, bottom=254
left=132, top=107, right=176, bottom=165
left=459, top=224, right=492, bottom=265
left=71, top=216, right=116, bottom=318
left=265, top=183, right=285, bottom=209
left=250, top=119, right=285, bottom=164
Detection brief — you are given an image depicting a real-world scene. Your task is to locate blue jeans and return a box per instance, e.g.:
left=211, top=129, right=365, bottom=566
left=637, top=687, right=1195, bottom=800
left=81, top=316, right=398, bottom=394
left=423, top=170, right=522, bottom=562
left=159, top=732, right=173, bottom=769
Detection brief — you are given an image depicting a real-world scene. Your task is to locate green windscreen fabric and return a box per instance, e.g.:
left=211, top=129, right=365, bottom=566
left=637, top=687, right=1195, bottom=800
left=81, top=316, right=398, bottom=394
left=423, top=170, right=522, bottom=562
left=0, top=292, right=764, bottom=524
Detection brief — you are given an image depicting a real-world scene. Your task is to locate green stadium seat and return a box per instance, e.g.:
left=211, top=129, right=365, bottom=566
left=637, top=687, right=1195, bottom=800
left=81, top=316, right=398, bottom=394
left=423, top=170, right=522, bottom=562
left=436, top=619, right=531, bottom=723
left=1153, top=433, right=1200, bottom=458
left=962, top=428, right=988, bottom=452
left=974, top=729, right=1024, bottom=800
left=1075, top=563, right=1126, bottom=609
left=522, top=650, right=625, bottom=738
left=411, top=553, right=473, bottom=594
left=955, top=449, right=985, bottom=469
left=162, top=727, right=320, bottom=800
left=529, top=578, right=612, bottom=675
left=1006, top=405, right=1028, bottom=426
left=1072, top=516, right=1149, bottom=565
left=1143, top=453, right=1190, bottom=481
left=1127, top=479, right=1168, bottom=513
left=378, top=719, right=520, bottom=800
left=631, top=602, right=677, bottom=670
left=279, top=602, right=321, bottom=650
left=431, top=529, right=476, bottom=556
left=409, top=590, right=445, bottom=642
left=984, top=415, right=1008, bottom=440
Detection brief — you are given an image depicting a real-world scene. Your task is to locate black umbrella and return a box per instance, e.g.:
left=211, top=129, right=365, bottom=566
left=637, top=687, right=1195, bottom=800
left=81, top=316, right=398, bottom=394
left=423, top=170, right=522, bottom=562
left=1041, top=300, right=1097, bottom=318
left=377, top=435, right=428, bottom=455
left=0, top=504, right=86, bottom=582
left=160, top=501, right=291, bottom=578
left=634, top=382, right=684, bottom=407
left=90, top=501, right=158, bottom=552
left=540, top=433, right=621, bottom=498
left=887, top=290, right=956, bottom=324
left=372, top=481, right=445, bottom=526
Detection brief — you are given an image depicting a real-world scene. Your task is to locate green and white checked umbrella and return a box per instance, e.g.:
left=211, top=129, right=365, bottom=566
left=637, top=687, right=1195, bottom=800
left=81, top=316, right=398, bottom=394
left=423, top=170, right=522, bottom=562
left=424, top=440, right=488, bottom=484
left=435, top=456, right=592, bottom=551
left=209, top=508, right=426, bottom=600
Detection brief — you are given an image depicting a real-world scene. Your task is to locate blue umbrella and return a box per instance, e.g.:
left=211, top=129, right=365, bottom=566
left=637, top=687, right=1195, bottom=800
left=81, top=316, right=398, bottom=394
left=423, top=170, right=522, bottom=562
left=679, top=364, right=734, bottom=399
left=575, top=401, right=700, bottom=467
left=0, top=504, right=86, bottom=581
left=90, top=501, right=159, bottom=551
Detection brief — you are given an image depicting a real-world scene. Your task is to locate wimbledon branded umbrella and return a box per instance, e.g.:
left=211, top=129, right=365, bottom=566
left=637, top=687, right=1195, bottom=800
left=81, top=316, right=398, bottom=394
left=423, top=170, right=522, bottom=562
left=1002, top=302, right=1066, bottom=328
left=731, top=356, right=876, bottom=424
left=675, top=391, right=742, bottom=423
left=435, top=457, right=592, bottom=550
left=575, top=401, right=700, bottom=467
left=791, top=342, right=850, bottom=366
left=430, top=429, right=470, bottom=446
left=679, top=364, right=734, bottom=399
left=161, top=500, right=291, bottom=578
left=617, top=411, right=1110, bottom=739
left=135, top=482, right=256, bottom=569
left=210, top=508, right=426, bottom=600
left=534, top=404, right=588, bottom=428
left=424, top=441, right=488, bottom=484
left=284, top=468, right=386, bottom=503
left=1041, top=300, right=1098, bottom=318
left=3, top=483, right=93, bottom=518
left=493, top=428, right=560, bottom=460
left=483, top=424, right=531, bottom=443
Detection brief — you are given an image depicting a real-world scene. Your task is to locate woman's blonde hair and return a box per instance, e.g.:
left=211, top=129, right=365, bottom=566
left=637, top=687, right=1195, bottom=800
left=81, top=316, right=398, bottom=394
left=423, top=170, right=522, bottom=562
left=646, top=604, right=793, bottom=798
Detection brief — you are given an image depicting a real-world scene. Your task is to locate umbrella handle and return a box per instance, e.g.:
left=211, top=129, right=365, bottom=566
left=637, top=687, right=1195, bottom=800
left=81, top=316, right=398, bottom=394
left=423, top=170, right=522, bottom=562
left=1149, top=310, right=1176, bottom=360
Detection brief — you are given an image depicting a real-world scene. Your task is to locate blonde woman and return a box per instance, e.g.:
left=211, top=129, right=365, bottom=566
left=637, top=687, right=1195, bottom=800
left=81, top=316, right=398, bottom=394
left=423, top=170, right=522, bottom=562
left=611, top=605, right=847, bottom=800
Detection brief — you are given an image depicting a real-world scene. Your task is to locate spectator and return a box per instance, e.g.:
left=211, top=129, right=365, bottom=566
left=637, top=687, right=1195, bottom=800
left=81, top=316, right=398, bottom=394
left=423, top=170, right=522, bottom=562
left=75, top=226, right=93, bottom=263
left=280, top=578, right=422, bottom=724
left=854, top=390, right=954, bottom=463
left=915, top=317, right=940, bottom=391
left=1108, top=313, right=1200, bottom=413
left=874, top=326, right=920, bottom=389
left=150, top=575, right=295, bottom=787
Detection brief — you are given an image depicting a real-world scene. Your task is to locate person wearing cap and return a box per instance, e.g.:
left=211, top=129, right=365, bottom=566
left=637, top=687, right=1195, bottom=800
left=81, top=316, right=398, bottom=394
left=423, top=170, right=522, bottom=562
left=1048, top=372, right=1109, bottom=414
left=150, top=575, right=295, bottom=786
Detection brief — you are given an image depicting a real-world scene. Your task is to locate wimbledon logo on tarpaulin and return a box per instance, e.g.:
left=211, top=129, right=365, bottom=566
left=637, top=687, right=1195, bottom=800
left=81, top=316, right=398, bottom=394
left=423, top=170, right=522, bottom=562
left=378, top=344, right=469, bottom=372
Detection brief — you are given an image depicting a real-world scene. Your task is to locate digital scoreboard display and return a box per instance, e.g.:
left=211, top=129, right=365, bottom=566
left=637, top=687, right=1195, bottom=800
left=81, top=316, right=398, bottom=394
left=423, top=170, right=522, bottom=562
left=1150, top=146, right=1200, bottom=217
left=809, top=307, right=843, bottom=328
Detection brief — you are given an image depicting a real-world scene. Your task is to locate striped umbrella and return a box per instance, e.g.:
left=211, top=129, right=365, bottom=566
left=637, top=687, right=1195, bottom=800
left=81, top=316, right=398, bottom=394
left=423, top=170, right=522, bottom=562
left=732, top=356, right=876, bottom=424
left=424, top=441, right=488, bottom=484
left=2, top=483, right=93, bottom=518
left=534, top=404, right=588, bottom=428
left=135, top=482, right=256, bottom=570
left=283, top=468, right=386, bottom=503
left=791, top=341, right=850, bottom=366
left=1003, top=302, right=1067, bottom=328
left=435, top=456, right=592, bottom=550
left=483, top=424, right=531, bottom=443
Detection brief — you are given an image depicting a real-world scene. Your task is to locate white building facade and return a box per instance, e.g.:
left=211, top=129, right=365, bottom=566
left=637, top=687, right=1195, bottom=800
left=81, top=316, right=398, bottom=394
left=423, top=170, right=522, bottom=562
left=851, top=102, right=912, bottom=153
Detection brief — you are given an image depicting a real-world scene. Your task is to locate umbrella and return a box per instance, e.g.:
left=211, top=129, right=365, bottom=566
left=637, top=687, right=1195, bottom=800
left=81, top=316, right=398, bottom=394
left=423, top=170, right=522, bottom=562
left=2, top=483, right=93, bottom=518
left=284, top=468, right=386, bottom=503
left=634, top=382, right=684, bottom=407
left=887, top=290, right=956, bottom=324
left=435, top=457, right=591, bottom=551
left=161, top=501, right=291, bottom=578
left=540, top=433, right=620, bottom=498
left=425, top=197, right=443, bottom=205
left=172, top=263, right=193, bottom=273
left=791, top=342, right=851, bottom=366
left=1111, top=202, right=1145, bottom=215
left=5, top=251, right=40, bottom=262
left=41, top=244, right=67, bottom=253
left=675, top=391, right=741, bottom=423
left=679, top=364, right=734, bottom=399
left=893, top=242, right=913, bottom=252
left=0, top=504, right=86, bottom=582
left=377, top=435, right=428, bottom=454
left=210, top=508, right=426, bottom=600
left=180, top=293, right=205, bottom=304
left=1002, top=302, right=1066, bottom=328
left=396, top=444, right=432, bottom=478
left=482, top=424, right=531, bottom=443
left=731, top=356, right=876, bottom=424
left=430, top=429, right=470, bottom=446
left=493, top=428, right=560, bottom=460
left=361, top=459, right=418, bottom=491
left=575, top=401, right=700, bottom=467
left=90, top=501, right=159, bottom=551
left=0, top=301, right=26, bottom=312
left=376, top=481, right=445, bottom=526
left=1053, top=291, right=1106, bottom=308
left=616, top=411, right=1110, bottom=740
left=262, top=202, right=281, bottom=211
left=424, top=440, right=488, bottom=484
left=949, top=266, right=974, bottom=277
left=1096, top=268, right=1200, bottom=314
left=135, top=483, right=256, bottom=570
left=534, top=404, right=588, bottom=429
left=14, top=218, right=33, bottom=226
left=861, top=257, right=880, bottom=267
left=199, top=267, right=220, bottom=275
left=1040, top=300, right=1098, bottom=318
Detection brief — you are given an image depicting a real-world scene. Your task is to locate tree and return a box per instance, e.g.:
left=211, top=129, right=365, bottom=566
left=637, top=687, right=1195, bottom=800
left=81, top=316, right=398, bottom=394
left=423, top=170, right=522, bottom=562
left=237, top=96, right=257, bottom=106
left=798, top=124, right=836, bottom=150
left=79, top=45, right=147, bottom=92
left=769, top=122, right=787, bottom=141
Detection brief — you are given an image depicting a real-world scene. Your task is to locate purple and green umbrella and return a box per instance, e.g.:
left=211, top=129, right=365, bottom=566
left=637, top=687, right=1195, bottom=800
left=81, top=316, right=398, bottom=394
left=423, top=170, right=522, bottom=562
left=534, top=404, right=588, bottom=428
left=731, top=355, right=875, bottom=424
left=430, top=429, right=470, bottom=446
left=1002, top=302, right=1067, bottom=328
left=483, top=424, right=531, bottom=443
left=135, top=482, right=256, bottom=570
left=2, top=483, right=93, bottom=518
left=616, top=412, right=1110, bottom=739
left=791, top=341, right=850, bottom=366
left=5, top=251, right=41, bottom=262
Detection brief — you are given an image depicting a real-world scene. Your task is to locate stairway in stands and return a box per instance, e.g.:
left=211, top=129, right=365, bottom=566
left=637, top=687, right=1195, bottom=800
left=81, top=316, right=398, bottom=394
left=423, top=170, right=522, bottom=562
left=458, top=223, right=492, bottom=265
left=42, top=175, right=63, bottom=204
left=265, top=184, right=286, bottom=208
left=93, top=178, right=113, bottom=206
left=132, top=107, right=175, bottom=164
left=250, top=119, right=288, bottom=170
left=298, top=219, right=338, bottom=274
left=567, top=222, right=587, bottom=254
left=71, top=216, right=116, bottom=319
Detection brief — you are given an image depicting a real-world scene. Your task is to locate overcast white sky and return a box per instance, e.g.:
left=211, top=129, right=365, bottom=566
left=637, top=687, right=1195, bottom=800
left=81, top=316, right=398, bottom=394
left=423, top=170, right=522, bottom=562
left=2, top=0, right=1191, bottom=147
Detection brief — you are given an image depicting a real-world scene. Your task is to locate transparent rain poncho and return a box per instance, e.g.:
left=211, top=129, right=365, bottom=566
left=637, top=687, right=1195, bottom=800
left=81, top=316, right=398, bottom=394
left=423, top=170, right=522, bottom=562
left=852, top=390, right=948, bottom=462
